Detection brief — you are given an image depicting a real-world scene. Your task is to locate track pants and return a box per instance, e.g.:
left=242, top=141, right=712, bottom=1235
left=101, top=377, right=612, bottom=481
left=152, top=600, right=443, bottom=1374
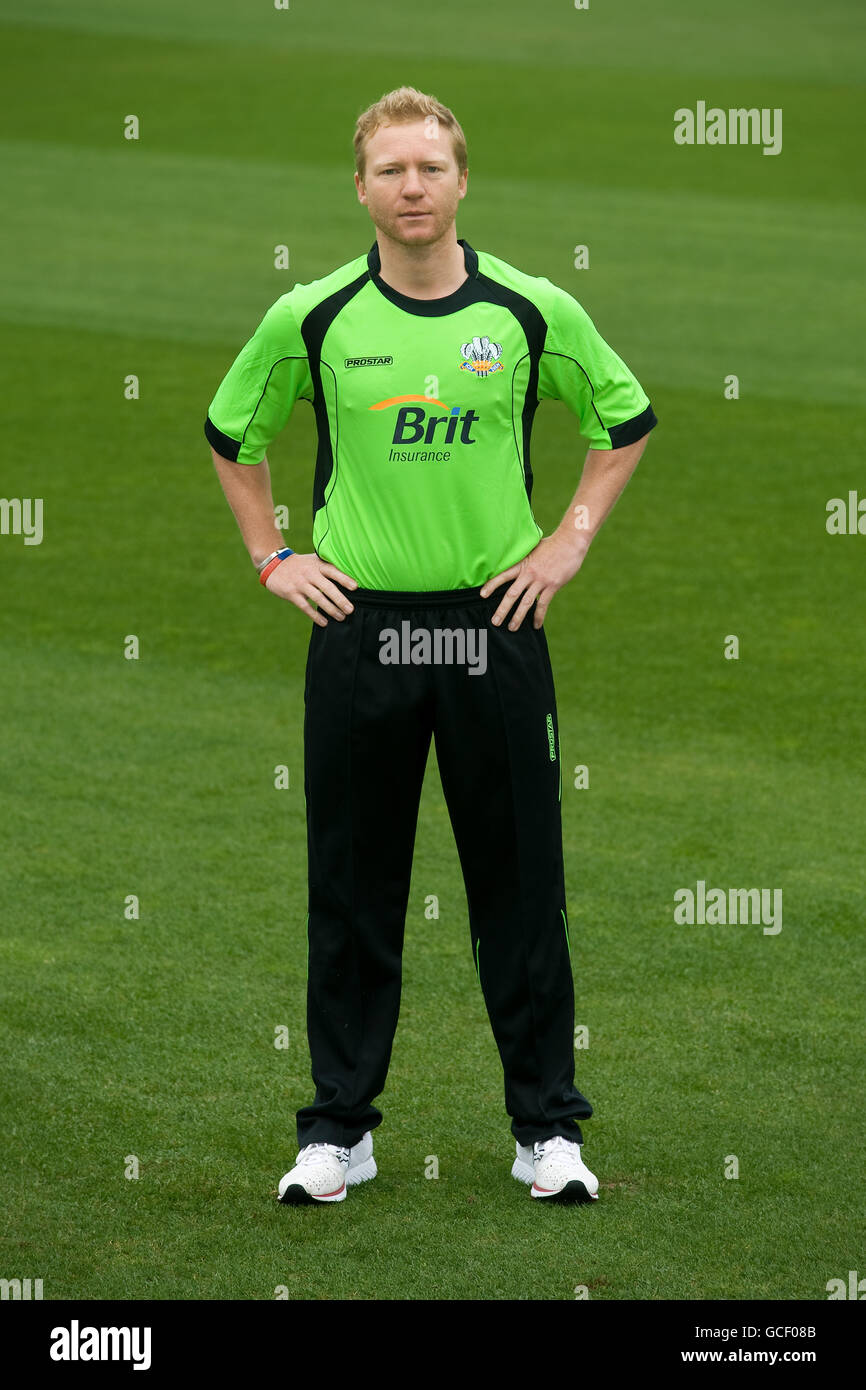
left=295, top=582, right=593, bottom=1151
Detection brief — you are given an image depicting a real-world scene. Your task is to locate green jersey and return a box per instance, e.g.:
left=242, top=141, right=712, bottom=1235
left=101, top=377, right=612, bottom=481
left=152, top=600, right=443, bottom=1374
left=204, top=239, right=657, bottom=590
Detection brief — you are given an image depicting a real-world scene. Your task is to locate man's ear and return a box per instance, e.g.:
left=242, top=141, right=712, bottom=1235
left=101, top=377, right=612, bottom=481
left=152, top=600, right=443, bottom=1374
left=354, top=171, right=366, bottom=204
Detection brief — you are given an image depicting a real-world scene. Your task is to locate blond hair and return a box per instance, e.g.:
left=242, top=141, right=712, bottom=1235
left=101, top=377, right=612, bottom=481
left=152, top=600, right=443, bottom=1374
left=353, top=86, right=468, bottom=180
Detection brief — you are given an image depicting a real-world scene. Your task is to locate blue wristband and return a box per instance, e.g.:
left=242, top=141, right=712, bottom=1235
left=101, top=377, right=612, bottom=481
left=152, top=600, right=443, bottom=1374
left=258, top=547, right=294, bottom=586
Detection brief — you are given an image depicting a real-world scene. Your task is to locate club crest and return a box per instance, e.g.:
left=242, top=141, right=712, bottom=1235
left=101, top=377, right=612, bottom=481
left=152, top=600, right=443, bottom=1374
left=460, top=335, right=504, bottom=376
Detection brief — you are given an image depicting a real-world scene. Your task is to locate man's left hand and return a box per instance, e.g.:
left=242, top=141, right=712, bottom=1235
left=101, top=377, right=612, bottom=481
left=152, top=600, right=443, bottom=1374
left=480, top=532, right=589, bottom=630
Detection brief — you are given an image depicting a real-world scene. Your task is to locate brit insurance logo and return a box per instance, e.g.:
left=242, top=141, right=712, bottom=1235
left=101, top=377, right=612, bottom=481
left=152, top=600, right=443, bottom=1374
left=460, top=334, right=503, bottom=377
left=370, top=395, right=479, bottom=464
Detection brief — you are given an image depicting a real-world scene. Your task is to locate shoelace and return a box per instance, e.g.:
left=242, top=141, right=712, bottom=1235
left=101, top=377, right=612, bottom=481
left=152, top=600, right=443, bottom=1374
left=299, top=1142, right=350, bottom=1166
left=534, top=1135, right=578, bottom=1160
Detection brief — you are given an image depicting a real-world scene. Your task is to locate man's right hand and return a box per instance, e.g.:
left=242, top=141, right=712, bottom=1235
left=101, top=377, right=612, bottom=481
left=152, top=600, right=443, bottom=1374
left=264, top=551, right=358, bottom=626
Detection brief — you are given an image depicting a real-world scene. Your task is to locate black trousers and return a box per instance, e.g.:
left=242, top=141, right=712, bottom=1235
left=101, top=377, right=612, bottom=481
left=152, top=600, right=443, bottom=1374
left=295, top=582, right=593, bottom=1151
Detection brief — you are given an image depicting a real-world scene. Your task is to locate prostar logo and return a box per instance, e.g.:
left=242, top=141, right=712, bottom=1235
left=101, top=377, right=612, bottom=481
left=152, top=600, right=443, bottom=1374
left=370, top=395, right=479, bottom=446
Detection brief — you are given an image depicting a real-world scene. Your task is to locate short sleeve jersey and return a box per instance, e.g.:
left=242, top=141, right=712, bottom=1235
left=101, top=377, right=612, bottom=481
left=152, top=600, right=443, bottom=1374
left=204, top=239, right=657, bottom=591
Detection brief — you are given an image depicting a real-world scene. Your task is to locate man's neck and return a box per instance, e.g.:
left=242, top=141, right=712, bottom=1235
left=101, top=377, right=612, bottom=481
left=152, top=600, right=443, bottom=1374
left=375, top=232, right=467, bottom=300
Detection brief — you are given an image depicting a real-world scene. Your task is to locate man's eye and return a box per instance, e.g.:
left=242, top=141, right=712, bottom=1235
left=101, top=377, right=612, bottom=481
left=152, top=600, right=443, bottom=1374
left=378, top=165, right=441, bottom=175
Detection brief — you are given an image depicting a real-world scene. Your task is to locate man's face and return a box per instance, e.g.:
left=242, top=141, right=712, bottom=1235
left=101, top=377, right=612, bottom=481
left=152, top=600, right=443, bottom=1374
left=355, top=118, right=467, bottom=247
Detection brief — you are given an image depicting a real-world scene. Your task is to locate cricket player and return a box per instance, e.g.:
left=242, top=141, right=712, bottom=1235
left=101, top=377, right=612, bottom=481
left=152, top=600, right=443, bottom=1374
left=204, top=87, right=657, bottom=1206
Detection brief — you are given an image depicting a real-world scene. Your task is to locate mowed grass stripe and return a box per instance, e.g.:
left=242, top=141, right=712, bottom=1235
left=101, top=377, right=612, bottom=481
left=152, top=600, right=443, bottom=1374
left=1, top=139, right=862, bottom=405
left=1, top=0, right=864, bottom=82
left=0, top=22, right=861, bottom=205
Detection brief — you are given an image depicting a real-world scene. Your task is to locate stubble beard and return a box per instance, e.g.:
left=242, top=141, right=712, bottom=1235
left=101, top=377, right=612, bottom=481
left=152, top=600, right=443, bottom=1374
left=373, top=194, right=460, bottom=252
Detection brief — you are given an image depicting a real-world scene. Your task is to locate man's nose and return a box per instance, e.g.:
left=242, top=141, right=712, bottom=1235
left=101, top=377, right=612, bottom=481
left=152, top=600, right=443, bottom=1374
left=400, top=170, right=425, bottom=195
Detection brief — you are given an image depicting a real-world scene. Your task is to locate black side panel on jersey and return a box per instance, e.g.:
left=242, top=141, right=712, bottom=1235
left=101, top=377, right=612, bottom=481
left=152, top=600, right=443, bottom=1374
left=472, top=273, right=548, bottom=504
left=300, top=272, right=371, bottom=524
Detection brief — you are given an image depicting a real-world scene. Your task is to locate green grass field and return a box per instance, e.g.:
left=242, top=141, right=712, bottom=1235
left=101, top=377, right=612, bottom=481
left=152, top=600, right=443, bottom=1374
left=1, top=0, right=864, bottom=1302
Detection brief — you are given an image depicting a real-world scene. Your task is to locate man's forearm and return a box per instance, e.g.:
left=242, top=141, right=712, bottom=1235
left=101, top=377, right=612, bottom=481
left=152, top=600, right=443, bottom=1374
left=210, top=449, right=286, bottom=568
left=554, top=433, right=651, bottom=554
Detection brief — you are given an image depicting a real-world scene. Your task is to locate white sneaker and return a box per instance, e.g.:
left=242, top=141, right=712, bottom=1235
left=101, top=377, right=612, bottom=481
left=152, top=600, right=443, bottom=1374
left=277, top=1131, right=377, bottom=1205
left=512, top=1135, right=599, bottom=1203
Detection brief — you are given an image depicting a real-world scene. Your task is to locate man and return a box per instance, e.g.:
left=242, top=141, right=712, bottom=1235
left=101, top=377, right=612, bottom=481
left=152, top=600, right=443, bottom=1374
left=204, top=86, right=657, bottom=1207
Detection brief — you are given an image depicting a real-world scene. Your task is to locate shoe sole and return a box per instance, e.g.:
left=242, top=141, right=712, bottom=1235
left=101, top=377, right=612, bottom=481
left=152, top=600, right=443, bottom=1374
left=277, top=1156, right=377, bottom=1205
left=512, top=1156, right=598, bottom=1203
left=278, top=1181, right=346, bottom=1205
left=531, top=1179, right=598, bottom=1203
left=347, top=1157, right=377, bottom=1186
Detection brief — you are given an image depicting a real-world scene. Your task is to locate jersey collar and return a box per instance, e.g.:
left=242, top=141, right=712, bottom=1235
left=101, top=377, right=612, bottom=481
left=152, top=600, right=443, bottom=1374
left=366, top=238, right=480, bottom=316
